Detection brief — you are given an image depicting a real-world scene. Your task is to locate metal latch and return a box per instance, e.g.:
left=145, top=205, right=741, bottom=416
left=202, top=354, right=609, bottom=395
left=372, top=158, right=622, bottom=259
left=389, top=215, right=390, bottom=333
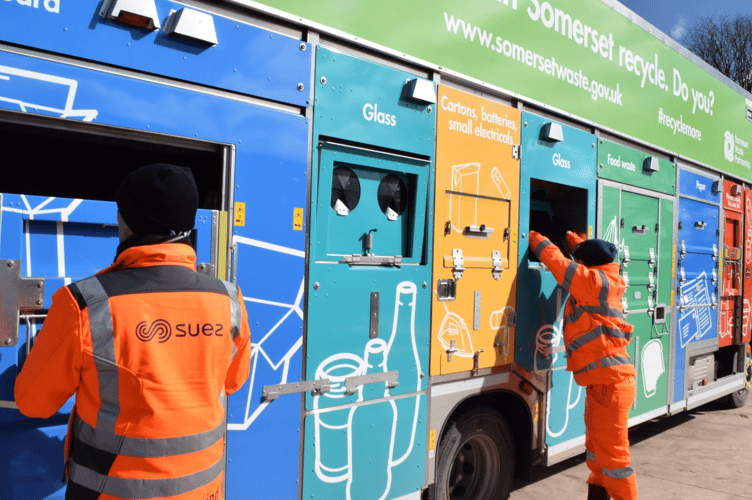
left=648, top=248, right=656, bottom=268
left=472, top=349, right=484, bottom=373
left=492, top=251, right=503, bottom=280
left=452, top=249, right=465, bottom=280
left=711, top=268, right=717, bottom=285
left=1, top=260, right=45, bottom=348
left=647, top=296, right=654, bottom=312
left=712, top=244, right=718, bottom=261
left=343, top=254, right=403, bottom=266
left=633, top=225, right=648, bottom=235
left=345, top=370, right=399, bottom=395
left=623, top=246, right=630, bottom=267
left=512, top=145, right=520, bottom=159
left=695, top=221, right=707, bottom=229
left=648, top=272, right=655, bottom=292
left=622, top=271, right=629, bottom=287
left=680, top=240, right=687, bottom=258
left=447, top=339, right=459, bottom=362
left=711, top=293, right=717, bottom=309
left=464, top=225, right=494, bottom=239
left=262, top=379, right=331, bottom=402
left=679, top=267, right=686, bottom=283
left=621, top=296, right=628, bottom=312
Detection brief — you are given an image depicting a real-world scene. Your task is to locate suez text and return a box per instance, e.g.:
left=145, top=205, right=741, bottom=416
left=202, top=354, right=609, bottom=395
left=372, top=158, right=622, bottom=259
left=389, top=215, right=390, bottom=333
left=363, top=103, right=397, bottom=126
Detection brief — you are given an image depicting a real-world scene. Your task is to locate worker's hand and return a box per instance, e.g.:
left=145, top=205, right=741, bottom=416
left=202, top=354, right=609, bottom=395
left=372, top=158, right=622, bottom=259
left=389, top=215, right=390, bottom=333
left=528, top=230, right=540, bottom=248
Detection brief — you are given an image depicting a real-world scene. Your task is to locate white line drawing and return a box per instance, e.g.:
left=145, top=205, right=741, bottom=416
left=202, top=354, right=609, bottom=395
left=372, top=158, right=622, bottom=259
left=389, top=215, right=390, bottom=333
left=678, top=272, right=713, bottom=348
left=0, top=65, right=98, bottom=121
left=437, top=304, right=474, bottom=358
left=546, top=372, right=583, bottom=439
left=226, top=236, right=304, bottom=432
left=490, top=306, right=514, bottom=360
left=490, top=167, right=511, bottom=199
left=641, top=339, right=665, bottom=398
left=3, top=196, right=86, bottom=285
left=534, top=324, right=562, bottom=372
left=448, top=163, right=480, bottom=233
left=311, top=282, right=421, bottom=500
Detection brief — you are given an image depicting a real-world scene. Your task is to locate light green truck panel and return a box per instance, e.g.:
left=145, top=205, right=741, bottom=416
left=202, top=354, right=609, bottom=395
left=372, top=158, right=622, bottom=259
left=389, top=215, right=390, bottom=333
left=598, top=139, right=676, bottom=196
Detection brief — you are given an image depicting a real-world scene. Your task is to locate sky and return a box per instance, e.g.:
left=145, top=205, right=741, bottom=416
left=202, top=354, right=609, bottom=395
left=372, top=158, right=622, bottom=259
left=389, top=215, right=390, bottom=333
left=618, top=0, right=752, bottom=44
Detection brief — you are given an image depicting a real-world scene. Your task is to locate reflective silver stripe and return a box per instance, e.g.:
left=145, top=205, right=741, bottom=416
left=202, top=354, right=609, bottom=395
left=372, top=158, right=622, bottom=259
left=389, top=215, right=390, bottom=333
left=566, top=329, right=603, bottom=357
left=74, top=415, right=224, bottom=458
left=69, top=454, right=224, bottom=499
left=602, top=465, right=634, bottom=479
left=567, top=325, right=632, bottom=357
left=562, top=261, right=578, bottom=292
left=534, top=239, right=552, bottom=257
left=597, top=270, right=610, bottom=303
left=76, top=277, right=120, bottom=435
left=222, top=281, right=242, bottom=341
left=575, top=361, right=599, bottom=374
left=574, top=355, right=632, bottom=374
left=586, top=450, right=596, bottom=462
left=600, top=356, right=632, bottom=368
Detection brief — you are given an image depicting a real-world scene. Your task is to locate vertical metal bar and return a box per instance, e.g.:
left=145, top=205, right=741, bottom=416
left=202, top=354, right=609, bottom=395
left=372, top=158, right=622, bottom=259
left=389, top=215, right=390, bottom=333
left=633, top=335, right=640, bottom=411
left=370, top=292, right=380, bottom=338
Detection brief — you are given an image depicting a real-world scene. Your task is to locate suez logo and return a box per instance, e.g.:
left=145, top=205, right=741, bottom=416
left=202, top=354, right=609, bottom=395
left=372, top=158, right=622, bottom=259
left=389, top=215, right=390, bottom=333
left=552, top=153, right=571, bottom=169
left=2, top=0, right=60, bottom=14
left=135, top=319, right=224, bottom=343
left=362, top=103, right=397, bottom=127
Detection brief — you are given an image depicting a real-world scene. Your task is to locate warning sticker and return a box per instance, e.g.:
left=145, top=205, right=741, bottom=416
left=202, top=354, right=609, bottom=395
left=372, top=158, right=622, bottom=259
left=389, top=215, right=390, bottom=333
left=234, top=202, right=246, bottom=227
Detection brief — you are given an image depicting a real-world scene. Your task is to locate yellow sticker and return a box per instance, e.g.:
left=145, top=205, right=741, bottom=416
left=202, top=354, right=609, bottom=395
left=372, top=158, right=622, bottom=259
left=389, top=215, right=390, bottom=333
left=588, top=225, right=593, bottom=239
left=429, top=429, right=436, bottom=451
left=234, top=202, right=246, bottom=227
left=293, top=207, right=304, bottom=231
left=533, top=401, right=539, bottom=422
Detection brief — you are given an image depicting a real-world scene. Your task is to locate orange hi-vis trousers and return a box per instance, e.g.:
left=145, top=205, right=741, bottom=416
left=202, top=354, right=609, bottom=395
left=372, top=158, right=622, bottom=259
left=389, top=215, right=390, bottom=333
left=585, top=377, right=638, bottom=500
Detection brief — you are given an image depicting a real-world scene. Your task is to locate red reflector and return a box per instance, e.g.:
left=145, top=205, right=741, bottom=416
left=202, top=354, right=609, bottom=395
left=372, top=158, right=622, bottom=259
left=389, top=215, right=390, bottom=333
left=117, top=11, right=153, bottom=29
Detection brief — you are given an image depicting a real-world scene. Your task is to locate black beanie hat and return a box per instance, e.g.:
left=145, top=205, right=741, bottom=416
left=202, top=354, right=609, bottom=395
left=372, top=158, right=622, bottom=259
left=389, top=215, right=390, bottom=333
left=572, top=239, right=618, bottom=267
left=116, top=164, right=199, bottom=235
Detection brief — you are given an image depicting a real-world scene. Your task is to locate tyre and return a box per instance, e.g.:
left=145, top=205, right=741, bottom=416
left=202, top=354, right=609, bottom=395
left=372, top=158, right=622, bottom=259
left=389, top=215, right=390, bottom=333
left=727, top=356, right=752, bottom=409
left=434, top=407, right=515, bottom=500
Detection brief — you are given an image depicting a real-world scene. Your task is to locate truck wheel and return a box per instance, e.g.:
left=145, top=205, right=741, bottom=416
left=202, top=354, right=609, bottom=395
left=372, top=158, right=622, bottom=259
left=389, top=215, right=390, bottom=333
left=434, top=407, right=514, bottom=500
left=727, top=357, right=752, bottom=408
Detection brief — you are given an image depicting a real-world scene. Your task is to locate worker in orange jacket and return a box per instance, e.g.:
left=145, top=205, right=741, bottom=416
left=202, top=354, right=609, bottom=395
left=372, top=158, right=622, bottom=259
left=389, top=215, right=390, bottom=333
left=14, top=164, right=251, bottom=500
left=529, top=228, right=637, bottom=500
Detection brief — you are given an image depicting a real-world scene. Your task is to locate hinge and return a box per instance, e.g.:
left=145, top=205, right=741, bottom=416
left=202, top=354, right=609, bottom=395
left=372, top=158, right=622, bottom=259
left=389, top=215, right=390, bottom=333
left=452, top=248, right=465, bottom=280
left=492, top=250, right=503, bottom=280
left=512, top=145, right=520, bottom=160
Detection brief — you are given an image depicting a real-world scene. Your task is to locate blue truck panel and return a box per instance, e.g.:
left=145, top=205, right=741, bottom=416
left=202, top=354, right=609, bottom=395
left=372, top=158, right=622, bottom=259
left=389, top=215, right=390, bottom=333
left=0, top=1, right=311, bottom=107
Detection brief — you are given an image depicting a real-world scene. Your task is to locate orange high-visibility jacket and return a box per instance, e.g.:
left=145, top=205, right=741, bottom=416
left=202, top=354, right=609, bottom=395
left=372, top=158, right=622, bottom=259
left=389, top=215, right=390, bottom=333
left=14, top=242, right=251, bottom=500
left=529, top=231, right=635, bottom=387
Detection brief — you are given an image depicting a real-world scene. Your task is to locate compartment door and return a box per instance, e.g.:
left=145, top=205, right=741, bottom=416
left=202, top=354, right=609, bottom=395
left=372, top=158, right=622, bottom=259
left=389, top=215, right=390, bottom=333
left=673, top=193, right=720, bottom=403
left=620, top=191, right=660, bottom=313
left=720, top=211, right=743, bottom=346
left=676, top=197, right=719, bottom=347
left=304, top=145, right=430, bottom=500
left=432, top=86, right=521, bottom=377
left=599, top=184, right=671, bottom=418
left=744, top=188, right=752, bottom=344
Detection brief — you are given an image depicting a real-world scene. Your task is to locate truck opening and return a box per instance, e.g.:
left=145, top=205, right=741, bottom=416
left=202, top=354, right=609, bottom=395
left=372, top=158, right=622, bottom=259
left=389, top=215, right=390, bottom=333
left=0, top=112, right=229, bottom=210
left=528, top=178, right=588, bottom=262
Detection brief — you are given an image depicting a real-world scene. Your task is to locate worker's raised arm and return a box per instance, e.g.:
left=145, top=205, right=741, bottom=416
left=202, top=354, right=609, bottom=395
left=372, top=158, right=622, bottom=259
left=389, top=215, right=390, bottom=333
left=529, top=231, right=599, bottom=302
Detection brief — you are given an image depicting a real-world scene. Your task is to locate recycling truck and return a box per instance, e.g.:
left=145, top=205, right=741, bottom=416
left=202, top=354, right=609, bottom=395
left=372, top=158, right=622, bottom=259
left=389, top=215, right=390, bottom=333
left=1, top=1, right=751, bottom=499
